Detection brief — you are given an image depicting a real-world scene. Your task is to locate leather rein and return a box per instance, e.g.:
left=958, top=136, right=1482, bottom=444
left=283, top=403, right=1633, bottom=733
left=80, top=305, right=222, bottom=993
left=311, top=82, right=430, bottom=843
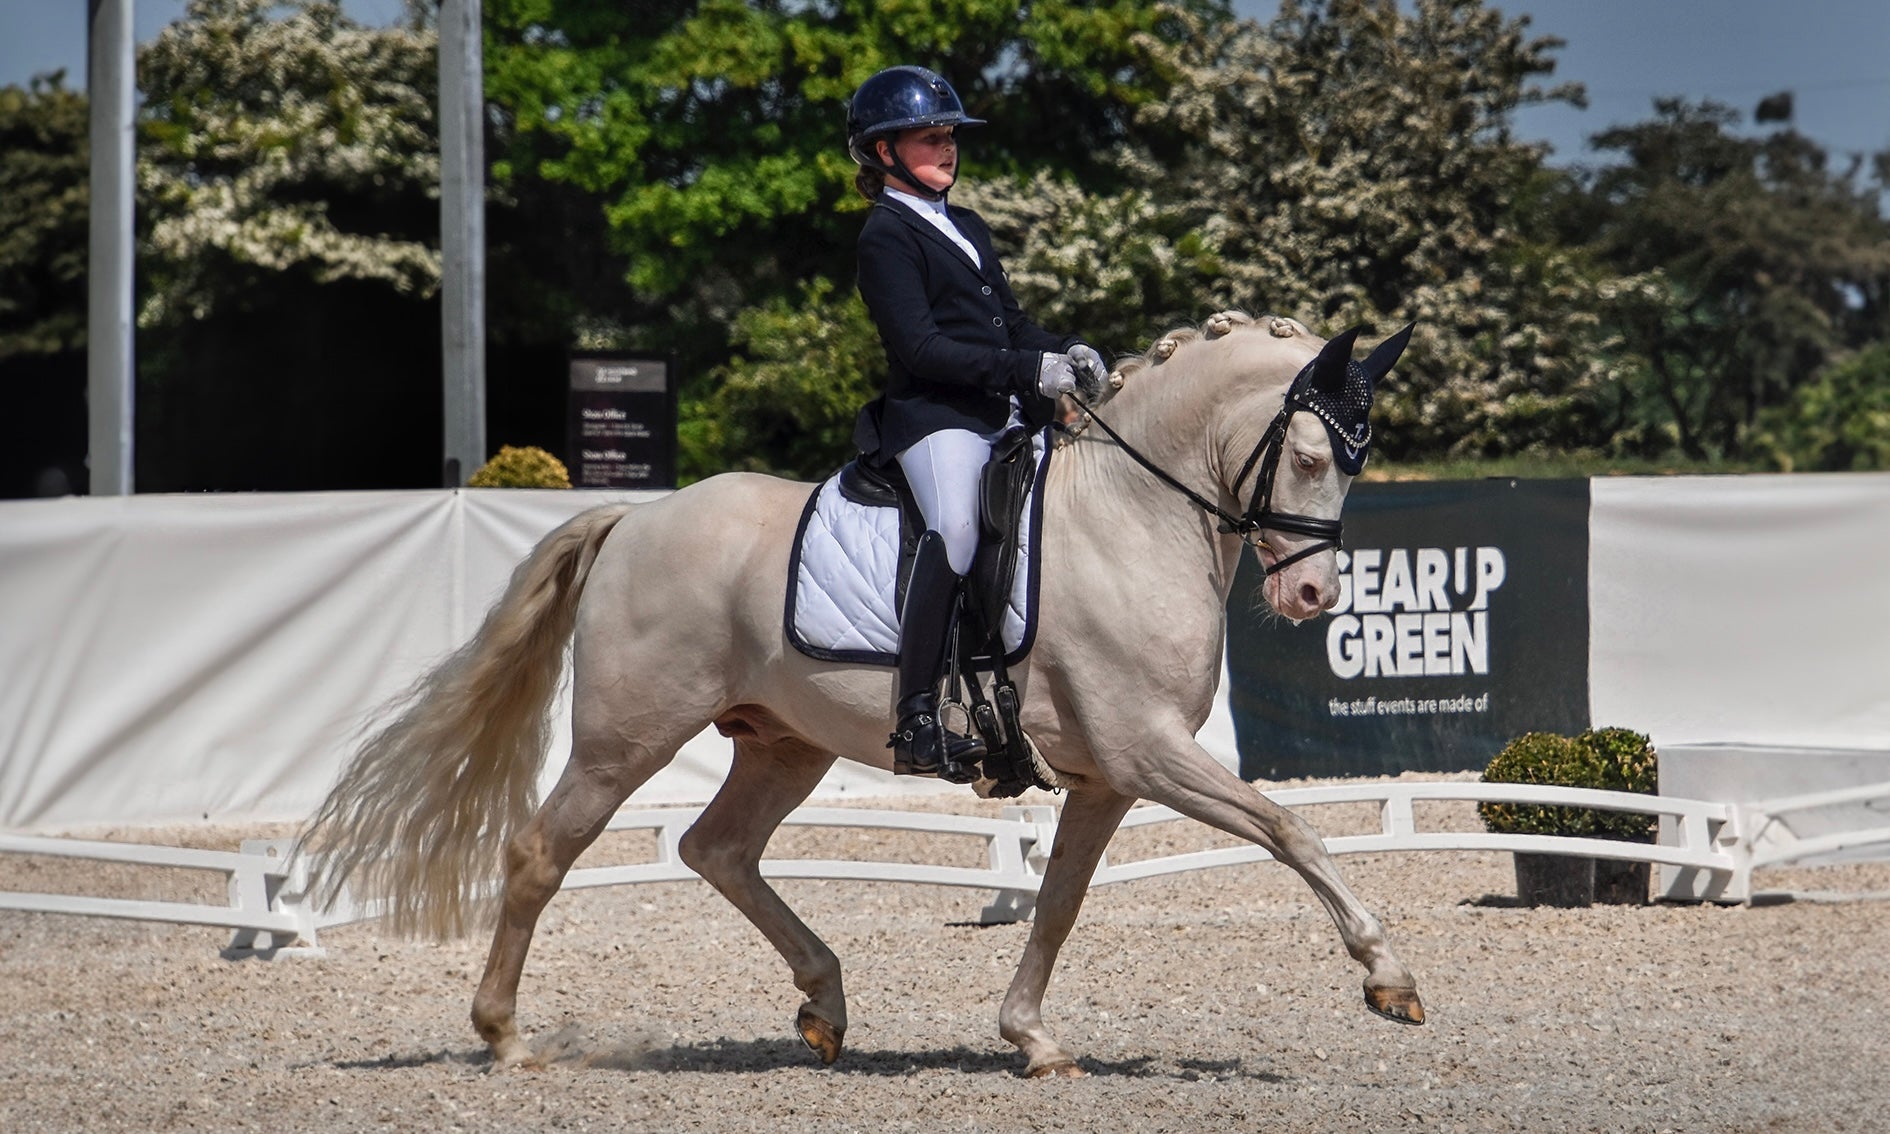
left=1068, top=393, right=1344, bottom=579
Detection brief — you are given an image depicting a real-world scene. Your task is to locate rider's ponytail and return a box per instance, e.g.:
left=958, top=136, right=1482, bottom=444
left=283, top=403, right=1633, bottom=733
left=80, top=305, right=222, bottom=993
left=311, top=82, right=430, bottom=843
left=854, top=165, right=886, bottom=202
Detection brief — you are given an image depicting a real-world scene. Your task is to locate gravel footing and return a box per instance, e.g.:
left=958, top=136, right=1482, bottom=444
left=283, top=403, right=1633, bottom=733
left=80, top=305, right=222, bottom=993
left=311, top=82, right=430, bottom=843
left=4, top=780, right=1887, bottom=1133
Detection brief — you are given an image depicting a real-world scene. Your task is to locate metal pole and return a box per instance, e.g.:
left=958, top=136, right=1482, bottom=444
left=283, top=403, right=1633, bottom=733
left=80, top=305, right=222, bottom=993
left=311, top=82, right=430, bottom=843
left=86, top=0, right=136, bottom=495
left=438, top=0, right=486, bottom=486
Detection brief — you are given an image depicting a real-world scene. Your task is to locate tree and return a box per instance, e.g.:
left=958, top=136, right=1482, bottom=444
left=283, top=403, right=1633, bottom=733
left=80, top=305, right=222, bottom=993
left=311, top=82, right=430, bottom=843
left=483, top=0, right=1230, bottom=464
left=487, top=0, right=1224, bottom=295
left=1752, top=342, right=1890, bottom=472
left=956, top=171, right=1222, bottom=359
left=970, top=0, right=1617, bottom=461
left=0, top=74, right=91, bottom=496
left=0, top=74, right=89, bottom=359
left=138, top=0, right=441, bottom=327
left=1571, top=98, right=1890, bottom=461
left=692, top=277, right=882, bottom=480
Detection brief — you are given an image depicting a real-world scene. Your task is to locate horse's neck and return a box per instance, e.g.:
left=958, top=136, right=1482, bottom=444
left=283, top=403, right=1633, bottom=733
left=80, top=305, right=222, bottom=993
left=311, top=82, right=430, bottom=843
left=1055, top=343, right=1274, bottom=599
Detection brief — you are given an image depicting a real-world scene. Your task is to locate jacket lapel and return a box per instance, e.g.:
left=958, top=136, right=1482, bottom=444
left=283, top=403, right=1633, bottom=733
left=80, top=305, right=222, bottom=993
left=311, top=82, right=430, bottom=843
left=947, top=204, right=1002, bottom=282
left=877, top=199, right=985, bottom=276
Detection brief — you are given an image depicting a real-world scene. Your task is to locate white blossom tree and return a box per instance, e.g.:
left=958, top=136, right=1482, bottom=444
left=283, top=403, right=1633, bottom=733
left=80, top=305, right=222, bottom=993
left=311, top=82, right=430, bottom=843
left=137, top=0, right=439, bottom=328
left=968, top=0, right=1625, bottom=460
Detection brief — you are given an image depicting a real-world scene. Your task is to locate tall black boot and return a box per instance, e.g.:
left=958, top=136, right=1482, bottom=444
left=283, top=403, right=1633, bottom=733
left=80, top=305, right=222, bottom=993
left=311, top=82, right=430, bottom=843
left=889, top=531, right=986, bottom=782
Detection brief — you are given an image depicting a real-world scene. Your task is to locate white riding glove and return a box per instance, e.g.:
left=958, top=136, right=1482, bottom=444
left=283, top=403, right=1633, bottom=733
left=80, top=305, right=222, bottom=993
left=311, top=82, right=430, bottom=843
left=1036, top=352, right=1077, bottom=399
left=1067, top=343, right=1108, bottom=401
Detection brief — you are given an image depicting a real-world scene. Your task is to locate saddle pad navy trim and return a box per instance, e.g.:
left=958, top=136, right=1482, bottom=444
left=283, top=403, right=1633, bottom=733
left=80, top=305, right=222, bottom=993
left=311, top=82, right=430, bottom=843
left=785, top=432, right=1051, bottom=668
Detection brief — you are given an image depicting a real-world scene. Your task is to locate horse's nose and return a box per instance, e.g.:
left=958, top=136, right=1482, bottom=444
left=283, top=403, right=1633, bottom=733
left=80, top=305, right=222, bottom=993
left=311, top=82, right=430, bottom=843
left=1300, top=580, right=1331, bottom=612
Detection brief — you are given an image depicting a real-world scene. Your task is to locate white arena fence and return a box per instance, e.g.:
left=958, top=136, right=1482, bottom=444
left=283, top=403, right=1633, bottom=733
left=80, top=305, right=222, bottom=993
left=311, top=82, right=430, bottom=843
left=6, top=780, right=1890, bottom=958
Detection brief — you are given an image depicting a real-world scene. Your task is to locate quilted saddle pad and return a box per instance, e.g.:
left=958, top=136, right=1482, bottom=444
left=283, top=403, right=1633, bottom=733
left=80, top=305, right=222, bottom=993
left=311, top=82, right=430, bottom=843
left=785, top=431, right=1049, bottom=667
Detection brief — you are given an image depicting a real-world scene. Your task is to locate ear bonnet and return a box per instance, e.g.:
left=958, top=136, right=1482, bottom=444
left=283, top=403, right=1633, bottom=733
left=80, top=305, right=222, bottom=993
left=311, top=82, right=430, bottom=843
left=1284, top=324, right=1413, bottom=475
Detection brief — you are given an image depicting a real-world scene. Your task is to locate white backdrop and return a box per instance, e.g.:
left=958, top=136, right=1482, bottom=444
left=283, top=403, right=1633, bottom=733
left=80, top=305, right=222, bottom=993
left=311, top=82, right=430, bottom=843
left=5, top=474, right=1883, bottom=831
left=0, top=489, right=1239, bottom=831
left=1587, top=473, right=1890, bottom=749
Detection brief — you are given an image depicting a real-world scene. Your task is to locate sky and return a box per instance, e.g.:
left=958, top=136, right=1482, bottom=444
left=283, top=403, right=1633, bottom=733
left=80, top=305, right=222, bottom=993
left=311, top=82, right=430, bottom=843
left=2, top=0, right=1886, bottom=169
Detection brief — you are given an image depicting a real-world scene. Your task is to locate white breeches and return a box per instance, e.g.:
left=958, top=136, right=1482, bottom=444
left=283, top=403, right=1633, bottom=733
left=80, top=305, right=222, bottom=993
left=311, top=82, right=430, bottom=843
left=896, top=428, right=992, bottom=575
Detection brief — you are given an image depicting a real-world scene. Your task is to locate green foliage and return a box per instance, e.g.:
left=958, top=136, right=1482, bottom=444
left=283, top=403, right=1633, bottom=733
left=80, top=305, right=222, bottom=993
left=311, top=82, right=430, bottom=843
left=467, top=445, right=571, bottom=488
left=1478, top=727, right=1658, bottom=841
left=14, top=0, right=1890, bottom=493
left=482, top=0, right=1224, bottom=388
left=694, top=277, right=882, bottom=481
left=0, top=74, right=90, bottom=358
left=119, top=0, right=455, bottom=493
left=959, top=173, right=1221, bottom=357
left=1567, top=99, right=1890, bottom=462
left=1751, top=342, right=1890, bottom=472
left=972, top=0, right=1617, bottom=458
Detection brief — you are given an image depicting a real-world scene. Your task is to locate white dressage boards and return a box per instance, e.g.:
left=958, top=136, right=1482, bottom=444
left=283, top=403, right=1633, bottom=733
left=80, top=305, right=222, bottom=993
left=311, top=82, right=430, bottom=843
left=7, top=778, right=1887, bottom=958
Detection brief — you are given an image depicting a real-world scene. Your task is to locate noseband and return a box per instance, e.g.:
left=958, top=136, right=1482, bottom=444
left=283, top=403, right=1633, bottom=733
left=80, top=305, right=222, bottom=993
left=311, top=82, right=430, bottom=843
left=1070, top=394, right=1343, bottom=579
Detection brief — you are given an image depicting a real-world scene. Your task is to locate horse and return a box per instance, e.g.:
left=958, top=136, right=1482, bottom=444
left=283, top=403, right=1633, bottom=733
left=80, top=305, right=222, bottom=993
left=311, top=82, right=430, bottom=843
left=300, top=310, right=1426, bottom=1078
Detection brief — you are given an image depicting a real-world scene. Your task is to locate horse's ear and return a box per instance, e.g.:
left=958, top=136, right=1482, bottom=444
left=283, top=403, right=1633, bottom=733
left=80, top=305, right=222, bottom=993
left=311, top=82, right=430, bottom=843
left=1358, top=322, right=1415, bottom=384
left=1311, top=325, right=1365, bottom=393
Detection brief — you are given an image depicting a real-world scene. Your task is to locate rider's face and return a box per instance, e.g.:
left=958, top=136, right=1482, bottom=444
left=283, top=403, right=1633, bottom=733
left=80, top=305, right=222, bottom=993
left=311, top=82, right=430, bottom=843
left=880, top=126, right=959, bottom=194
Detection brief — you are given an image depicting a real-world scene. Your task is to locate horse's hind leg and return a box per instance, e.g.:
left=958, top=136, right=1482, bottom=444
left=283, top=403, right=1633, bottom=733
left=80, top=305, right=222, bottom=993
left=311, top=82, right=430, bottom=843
left=676, top=730, right=844, bottom=1063
left=470, top=724, right=694, bottom=1068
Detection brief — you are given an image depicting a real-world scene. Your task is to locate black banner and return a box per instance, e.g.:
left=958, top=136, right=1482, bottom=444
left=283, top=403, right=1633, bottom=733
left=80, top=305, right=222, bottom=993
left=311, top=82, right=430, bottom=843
left=567, top=356, right=677, bottom=489
left=1226, top=479, right=1591, bottom=780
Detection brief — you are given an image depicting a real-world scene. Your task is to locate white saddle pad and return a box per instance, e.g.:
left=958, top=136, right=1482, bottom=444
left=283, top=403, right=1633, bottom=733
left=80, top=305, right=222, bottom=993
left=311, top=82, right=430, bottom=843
left=786, top=431, right=1049, bottom=667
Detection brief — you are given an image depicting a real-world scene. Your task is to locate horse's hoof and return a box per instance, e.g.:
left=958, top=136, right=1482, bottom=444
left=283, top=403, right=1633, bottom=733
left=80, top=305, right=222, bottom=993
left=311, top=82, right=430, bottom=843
left=1026, top=1058, right=1087, bottom=1079
left=487, top=1035, right=542, bottom=1071
left=1364, top=983, right=1426, bottom=1026
left=492, top=1053, right=547, bottom=1072
left=796, top=1008, right=844, bottom=1065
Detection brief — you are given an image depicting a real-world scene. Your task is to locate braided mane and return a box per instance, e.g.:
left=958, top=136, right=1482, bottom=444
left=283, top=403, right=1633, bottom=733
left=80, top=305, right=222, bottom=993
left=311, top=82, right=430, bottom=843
left=1106, top=311, right=1312, bottom=392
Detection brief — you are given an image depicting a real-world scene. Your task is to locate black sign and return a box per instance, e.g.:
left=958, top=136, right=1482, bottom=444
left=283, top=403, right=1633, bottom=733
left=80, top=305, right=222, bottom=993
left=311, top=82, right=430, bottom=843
left=1226, top=479, right=1591, bottom=780
left=567, top=356, right=677, bottom=488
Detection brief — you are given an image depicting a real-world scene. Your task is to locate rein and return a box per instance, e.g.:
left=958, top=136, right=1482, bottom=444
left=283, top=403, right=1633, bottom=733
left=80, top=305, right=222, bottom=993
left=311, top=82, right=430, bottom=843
left=1069, top=394, right=1343, bottom=578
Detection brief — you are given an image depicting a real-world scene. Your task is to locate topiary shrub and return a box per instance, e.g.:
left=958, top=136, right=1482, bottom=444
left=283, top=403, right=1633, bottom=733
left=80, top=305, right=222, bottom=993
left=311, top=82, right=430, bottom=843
left=1478, top=727, right=1658, bottom=841
left=467, top=445, right=571, bottom=489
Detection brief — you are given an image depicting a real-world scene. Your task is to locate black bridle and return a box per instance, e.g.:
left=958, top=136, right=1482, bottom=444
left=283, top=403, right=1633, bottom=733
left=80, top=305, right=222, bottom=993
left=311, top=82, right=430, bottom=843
left=1069, top=392, right=1344, bottom=578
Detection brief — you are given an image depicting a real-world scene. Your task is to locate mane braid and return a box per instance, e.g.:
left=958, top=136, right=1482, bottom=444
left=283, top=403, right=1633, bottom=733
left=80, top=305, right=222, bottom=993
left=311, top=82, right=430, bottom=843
left=1112, top=310, right=1262, bottom=385
left=1060, top=311, right=1308, bottom=449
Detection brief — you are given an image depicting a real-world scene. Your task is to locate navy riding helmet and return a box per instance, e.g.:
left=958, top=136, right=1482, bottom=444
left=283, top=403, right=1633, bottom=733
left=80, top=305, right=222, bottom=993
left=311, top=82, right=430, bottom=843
left=846, top=65, right=985, bottom=199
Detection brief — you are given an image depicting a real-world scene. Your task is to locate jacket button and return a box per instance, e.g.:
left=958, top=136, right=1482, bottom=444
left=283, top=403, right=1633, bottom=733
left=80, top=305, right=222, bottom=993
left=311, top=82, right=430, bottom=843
left=981, top=285, right=993, bottom=295
left=992, top=316, right=1003, bottom=326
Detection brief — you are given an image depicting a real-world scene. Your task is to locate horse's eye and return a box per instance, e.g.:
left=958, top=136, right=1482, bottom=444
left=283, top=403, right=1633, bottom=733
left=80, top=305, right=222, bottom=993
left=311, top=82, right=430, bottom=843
left=1295, top=452, right=1319, bottom=472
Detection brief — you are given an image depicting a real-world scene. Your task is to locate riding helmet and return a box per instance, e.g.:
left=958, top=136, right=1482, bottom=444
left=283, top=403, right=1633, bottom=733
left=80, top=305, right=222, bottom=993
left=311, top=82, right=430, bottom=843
left=846, top=65, right=985, bottom=195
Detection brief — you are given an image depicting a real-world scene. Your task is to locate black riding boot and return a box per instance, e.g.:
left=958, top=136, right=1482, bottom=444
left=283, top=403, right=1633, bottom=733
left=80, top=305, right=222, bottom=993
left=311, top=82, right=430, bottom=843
left=889, top=531, right=986, bottom=782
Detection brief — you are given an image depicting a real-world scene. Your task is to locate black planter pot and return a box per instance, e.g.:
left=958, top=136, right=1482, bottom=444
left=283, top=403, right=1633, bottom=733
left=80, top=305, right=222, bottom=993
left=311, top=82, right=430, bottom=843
left=1514, top=852, right=1593, bottom=907
left=1513, top=853, right=1651, bottom=907
left=1594, top=858, right=1651, bottom=905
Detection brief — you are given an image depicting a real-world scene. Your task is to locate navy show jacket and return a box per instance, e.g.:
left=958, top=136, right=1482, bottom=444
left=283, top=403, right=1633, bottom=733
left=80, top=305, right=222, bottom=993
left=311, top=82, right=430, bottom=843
left=852, top=198, right=1080, bottom=461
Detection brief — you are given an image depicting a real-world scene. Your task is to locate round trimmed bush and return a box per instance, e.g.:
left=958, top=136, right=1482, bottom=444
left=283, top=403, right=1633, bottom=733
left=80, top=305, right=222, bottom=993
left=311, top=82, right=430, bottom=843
left=1478, top=727, right=1657, bottom=841
left=467, top=445, right=572, bottom=489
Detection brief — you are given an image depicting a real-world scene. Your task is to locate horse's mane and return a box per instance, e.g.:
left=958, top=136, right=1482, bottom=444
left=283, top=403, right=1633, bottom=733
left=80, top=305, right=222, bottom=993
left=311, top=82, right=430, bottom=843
left=1058, top=312, right=1313, bottom=447
left=1106, top=311, right=1312, bottom=392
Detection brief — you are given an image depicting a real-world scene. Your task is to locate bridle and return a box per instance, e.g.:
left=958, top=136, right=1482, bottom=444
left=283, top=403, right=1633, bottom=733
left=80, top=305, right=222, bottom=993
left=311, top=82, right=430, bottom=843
left=1069, top=390, right=1345, bottom=579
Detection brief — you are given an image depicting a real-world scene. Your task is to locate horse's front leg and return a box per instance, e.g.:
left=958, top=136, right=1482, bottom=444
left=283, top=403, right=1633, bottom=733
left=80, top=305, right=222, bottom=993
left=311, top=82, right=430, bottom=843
left=1111, top=738, right=1424, bottom=1026
left=999, top=784, right=1138, bottom=1077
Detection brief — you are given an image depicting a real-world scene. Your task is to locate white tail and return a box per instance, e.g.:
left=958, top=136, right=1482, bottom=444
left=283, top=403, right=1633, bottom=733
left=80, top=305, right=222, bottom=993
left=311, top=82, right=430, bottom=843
left=298, top=503, right=633, bottom=939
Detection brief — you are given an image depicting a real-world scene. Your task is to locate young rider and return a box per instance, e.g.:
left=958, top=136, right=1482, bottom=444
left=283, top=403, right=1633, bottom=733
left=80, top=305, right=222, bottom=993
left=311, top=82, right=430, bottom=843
left=845, top=65, right=1107, bottom=781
